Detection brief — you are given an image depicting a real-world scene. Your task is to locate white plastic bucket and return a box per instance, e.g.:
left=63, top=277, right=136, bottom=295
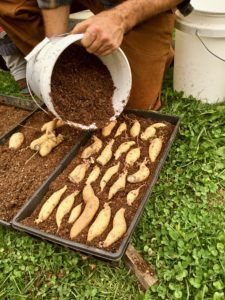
left=173, top=0, right=225, bottom=104
left=25, top=34, right=132, bottom=130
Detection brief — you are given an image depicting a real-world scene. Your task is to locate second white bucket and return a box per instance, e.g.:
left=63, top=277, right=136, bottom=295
left=26, top=34, right=132, bottom=130
left=173, top=0, right=225, bottom=104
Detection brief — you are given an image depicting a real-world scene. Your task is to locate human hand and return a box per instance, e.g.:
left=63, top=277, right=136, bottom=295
left=71, top=10, right=126, bottom=56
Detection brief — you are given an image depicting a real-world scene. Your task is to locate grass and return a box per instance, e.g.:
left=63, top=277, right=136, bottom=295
left=0, top=69, right=225, bottom=299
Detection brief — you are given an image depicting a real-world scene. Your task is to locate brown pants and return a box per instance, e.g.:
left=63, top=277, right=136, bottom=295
left=0, top=0, right=175, bottom=110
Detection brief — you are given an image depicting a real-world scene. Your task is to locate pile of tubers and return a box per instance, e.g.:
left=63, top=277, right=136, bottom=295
left=34, top=117, right=168, bottom=249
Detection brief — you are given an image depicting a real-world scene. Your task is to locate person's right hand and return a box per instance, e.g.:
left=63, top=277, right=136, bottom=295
left=72, top=10, right=126, bottom=56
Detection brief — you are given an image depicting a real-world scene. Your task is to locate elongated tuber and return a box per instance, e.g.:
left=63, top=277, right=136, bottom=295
left=151, top=122, right=166, bottom=129
left=35, top=185, right=67, bottom=224
left=127, top=159, right=150, bottom=183
left=68, top=203, right=82, bottom=224
left=114, top=141, right=135, bottom=160
left=130, top=120, right=141, bottom=137
left=69, top=161, right=90, bottom=184
left=86, top=165, right=100, bottom=184
left=100, top=162, right=120, bottom=192
left=81, top=135, right=103, bottom=159
left=56, top=190, right=79, bottom=230
left=127, top=185, right=144, bottom=206
left=108, top=170, right=128, bottom=200
left=125, top=147, right=140, bottom=166
left=102, top=208, right=127, bottom=247
left=39, top=134, right=64, bottom=157
left=102, top=120, right=117, bottom=137
left=141, top=126, right=156, bottom=141
left=149, top=137, right=163, bottom=162
left=9, top=132, right=24, bottom=150
left=96, top=139, right=114, bottom=166
left=70, top=184, right=99, bottom=239
left=87, top=203, right=111, bottom=242
left=114, top=122, right=127, bottom=137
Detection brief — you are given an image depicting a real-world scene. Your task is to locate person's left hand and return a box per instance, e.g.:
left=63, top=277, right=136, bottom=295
left=71, top=10, right=126, bottom=56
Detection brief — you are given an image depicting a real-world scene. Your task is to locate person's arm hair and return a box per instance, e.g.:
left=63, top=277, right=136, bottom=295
left=113, top=0, right=184, bottom=33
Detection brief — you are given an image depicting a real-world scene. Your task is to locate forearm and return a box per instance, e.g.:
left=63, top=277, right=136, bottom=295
left=113, top=0, right=184, bottom=32
left=41, top=5, right=70, bottom=37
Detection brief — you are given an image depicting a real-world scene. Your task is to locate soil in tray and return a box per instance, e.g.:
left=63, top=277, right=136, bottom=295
left=51, top=43, right=115, bottom=128
left=0, top=110, right=83, bottom=222
left=0, top=104, right=29, bottom=136
left=22, top=113, right=175, bottom=253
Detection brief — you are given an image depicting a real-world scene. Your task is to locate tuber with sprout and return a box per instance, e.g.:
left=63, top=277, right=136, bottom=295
left=30, top=133, right=48, bottom=151
left=9, top=132, right=24, bottom=150
left=100, top=162, right=120, bottom=192
left=35, top=185, right=67, bottom=224
left=102, top=208, right=127, bottom=247
left=149, top=137, right=163, bottom=162
left=86, top=165, right=100, bottom=184
left=87, top=203, right=111, bottom=242
left=41, top=118, right=64, bottom=134
left=81, top=135, right=102, bottom=159
left=114, top=122, right=127, bottom=137
left=125, top=147, right=140, bottom=166
left=55, top=190, right=79, bottom=230
left=140, top=126, right=156, bottom=141
left=96, top=139, right=114, bottom=166
left=39, top=134, right=64, bottom=157
left=68, top=203, right=82, bottom=224
left=70, top=184, right=99, bottom=239
left=102, top=120, right=117, bottom=137
left=127, top=159, right=150, bottom=183
left=130, top=120, right=141, bottom=137
left=69, top=161, right=90, bottom=184
left=127, top=185, right=144, bottom=206
left=108, top=170, right=128, bottom=200
left=114, top=141, right=135, bottom=160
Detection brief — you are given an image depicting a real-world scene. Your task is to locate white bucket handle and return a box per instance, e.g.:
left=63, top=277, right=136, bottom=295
left=196, top=30, right=225, bottom=62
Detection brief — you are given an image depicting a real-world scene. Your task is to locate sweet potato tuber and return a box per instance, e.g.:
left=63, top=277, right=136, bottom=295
left=102, top=120, right=117, bottom=137
left=130, top=120, right=141, bottom=137
left=140, top=126, right=156, bottom=141
left=96, top=139, right=115, bottom=166
left=70, top=184, right=99, bottom=239
left=102, top=208, right=127, bottom=247
left=87, top=203, right=111, bottom=242
left=39, top=134, right=64, bottom=157
left=86, top=165, right=101, bottom=184
left=151, top=122, right=166, bottom=129
left=100, top=162, right=120, bottom=192
left=9, top=132, right=24, bottom=150
left=81, top=135, right=103, bottom=159
left=127, top=159, right=150, bottom=183
left=56, top=190, right=79, bottom=230
left=68, top=203, right=82, bottom=224
left=125, top=147, right=140, bottom=166
left=108, top=170, right=128, bottom=200
left=149, top=137, right=163, bottom=162
left=114, top=122, right=127, bottom=137
left=41, top=118, right=64, bottom=134
left=35, top=185, right=67, bottom=224
left=114, top=141, right=135, bottom=160
left=69, top=161, right=90, bottom=184
left=30, top=133, right=49, bottom=151
left=127, top=185, right=144, bottom=206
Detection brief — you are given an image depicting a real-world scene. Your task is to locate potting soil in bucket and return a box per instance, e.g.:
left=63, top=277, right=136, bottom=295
left=26, top=34, right=132, bottom=130
left=51, top=44, right=115, bottom=128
